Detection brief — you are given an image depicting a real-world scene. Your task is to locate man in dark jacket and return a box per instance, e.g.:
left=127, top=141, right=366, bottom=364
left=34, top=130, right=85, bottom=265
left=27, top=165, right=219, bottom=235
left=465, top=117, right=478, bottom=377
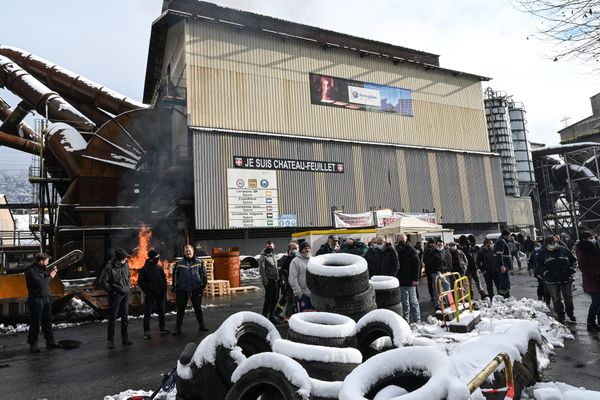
left=429, top=240, right=452, bottom=309
left=259, top=241, right=279, bottom=322
left=138, top=248, right=169, bottom=339
left=395, top=233, right=421, bottom=322
left=494, top=230, right=513, bottom=298
left=529, top=241, right=550, bottom=305
left=172, top=244, right=208, bottom=335
left=365, top=236, right=399, bottom=277
left=275, top=242, right=298, bottom=321
left=477, top=239, right=498, bottom=297
left=99, top=248, right=132, bottom=349
left=25, top=253, right=60, bottom=353
left=537, top=236, right=577, bottom=324
left=315, top=234, right=341, bottom=256
left=422, top=239, right=436, bottom=302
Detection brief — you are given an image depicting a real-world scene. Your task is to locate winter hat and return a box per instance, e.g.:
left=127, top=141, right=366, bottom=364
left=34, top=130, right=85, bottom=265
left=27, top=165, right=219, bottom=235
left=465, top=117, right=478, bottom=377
left=299, top=242, right=311, bottom=251
left=148, top=249, right=160, bottom=259
left=328, top=234, right=340, bottom=241
left=448, top=242, right=457, bottom=247
left=114, top=248, right=128, bottom=261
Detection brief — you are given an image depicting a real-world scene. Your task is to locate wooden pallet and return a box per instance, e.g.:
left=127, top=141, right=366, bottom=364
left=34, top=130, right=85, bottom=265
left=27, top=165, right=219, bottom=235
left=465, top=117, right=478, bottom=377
left=204, top=279, right=230, bottom=297
left=205, top=265, right=214, bottom=281
left=229, top=285, right=260, bottom=294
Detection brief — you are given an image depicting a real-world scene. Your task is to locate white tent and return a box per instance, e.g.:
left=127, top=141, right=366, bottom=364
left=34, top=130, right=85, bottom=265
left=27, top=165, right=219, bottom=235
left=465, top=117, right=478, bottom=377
left=376, top=216, right=444, bottom=235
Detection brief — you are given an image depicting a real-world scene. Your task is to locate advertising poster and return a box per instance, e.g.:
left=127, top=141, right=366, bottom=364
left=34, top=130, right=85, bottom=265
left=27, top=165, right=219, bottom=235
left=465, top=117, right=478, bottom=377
left=309, top=73, right=413, bottom=116
left=227, top=169, right=278, bottom=228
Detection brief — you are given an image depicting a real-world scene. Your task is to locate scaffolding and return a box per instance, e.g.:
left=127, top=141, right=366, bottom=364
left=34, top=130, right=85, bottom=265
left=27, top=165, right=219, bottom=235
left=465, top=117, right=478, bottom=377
left=533, top=144, right=600, bottom=239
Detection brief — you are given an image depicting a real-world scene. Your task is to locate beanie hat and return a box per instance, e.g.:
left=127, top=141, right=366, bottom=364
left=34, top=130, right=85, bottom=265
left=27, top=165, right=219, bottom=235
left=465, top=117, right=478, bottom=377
left=114, top=248, right=128, bottom=261
left=148, top=249, right=160, bottom=259
left=299, top=242, right=311, bottom=251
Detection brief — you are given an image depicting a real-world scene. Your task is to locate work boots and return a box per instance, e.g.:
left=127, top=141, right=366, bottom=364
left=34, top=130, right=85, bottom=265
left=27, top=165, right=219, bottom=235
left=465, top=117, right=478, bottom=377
left=587, top=322, right=600, bottom=332
left=29, top=344, right=41, bottom=353
left=122, top=337, right=133, bottom=346
left=107, top=338, right=115, bottom=349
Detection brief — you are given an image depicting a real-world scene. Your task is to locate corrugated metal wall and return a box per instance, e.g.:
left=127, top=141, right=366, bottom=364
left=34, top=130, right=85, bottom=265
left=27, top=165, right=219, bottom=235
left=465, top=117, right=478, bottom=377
left=184, top=20, right=490, bottom=153
left=193, top=130, right=506, bottom=229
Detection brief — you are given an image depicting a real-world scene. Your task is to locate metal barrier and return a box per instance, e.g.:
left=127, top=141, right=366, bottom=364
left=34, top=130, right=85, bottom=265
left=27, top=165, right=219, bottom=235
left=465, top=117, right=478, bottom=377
left=436, top=272, right=462, bottom=324
left=453, top=275, right=473, bottom=322
left=467, top=352, right=515, bottom=399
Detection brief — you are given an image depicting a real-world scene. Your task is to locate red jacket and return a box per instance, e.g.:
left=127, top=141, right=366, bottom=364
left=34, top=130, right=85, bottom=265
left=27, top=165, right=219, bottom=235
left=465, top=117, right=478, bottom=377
left=575, top=240, right=600, bottom=293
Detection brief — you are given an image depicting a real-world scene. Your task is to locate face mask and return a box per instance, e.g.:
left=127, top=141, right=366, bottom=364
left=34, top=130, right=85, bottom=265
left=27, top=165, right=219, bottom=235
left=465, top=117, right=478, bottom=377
left=547, top=243, right=558, bottom=250
left=375, top=244, right=385, bottom=250
left=436, top=247, right=444, bottom=252
left=265, top=247, right=273, bottom=254
left=534, top=246, right=541, bottom=251
left=588, top=239, right=597, bottom=245
left=292, top=250, right=299, bottom=256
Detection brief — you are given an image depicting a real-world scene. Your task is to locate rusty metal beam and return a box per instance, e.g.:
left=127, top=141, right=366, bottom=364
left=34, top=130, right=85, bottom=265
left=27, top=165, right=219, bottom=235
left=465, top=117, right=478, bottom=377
left=0, top=97, right=38, bottom=141
left=0, top=129, right=40, bottom=154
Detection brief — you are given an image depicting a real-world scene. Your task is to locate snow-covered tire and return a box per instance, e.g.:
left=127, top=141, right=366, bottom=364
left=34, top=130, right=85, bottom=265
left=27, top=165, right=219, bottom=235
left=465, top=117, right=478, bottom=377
left=215, top=320, right=277, bottom=385
left=226, top=353, right=311, bottom=400
left=338, top=347, right=469, bottom=400
left=370, top=276, right=401, bottom=308
left=287, top=312, right=356, bottom=348
left=310, top=379, right=342, bottom=400
left=273, top=339, right=361, bottom=382
left=307, top=254, right=369, bottom=297
left=176, top=360, right=229, bottom=400
left=354, top=309, right=413, bottom=360
left=311, top=285, right=376, bottom=320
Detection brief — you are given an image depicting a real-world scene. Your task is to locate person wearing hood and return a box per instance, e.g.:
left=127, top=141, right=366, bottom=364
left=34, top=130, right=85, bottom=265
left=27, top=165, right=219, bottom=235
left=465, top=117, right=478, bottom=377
left=316, top=234, right=341, bottom=255
left=276, top=242, right=299, bottom=321
left=138, top=248, right=170, bottom=339
left=365, top=236, right=399, bottom=277
left=289, top=242, right=313, bottom=312
left=172, top=245, right=208, bottom=335
left=259, top=240, right=279, bottom=322
left=340, top=238, right=368, bottom=256
left=575, top=231, right=600, bottom=331
left=537, top=236, right=578, bottom=324
left=25, top=253, right=60, bottom=353
left=99, top=248, right=132, bottom=349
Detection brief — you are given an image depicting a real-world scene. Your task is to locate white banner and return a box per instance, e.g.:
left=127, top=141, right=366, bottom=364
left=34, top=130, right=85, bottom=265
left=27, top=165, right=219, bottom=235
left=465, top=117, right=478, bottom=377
left=347, top=85, right=381, bottom=107
left=334, top=211, right=375, bottom=228
left=227, top=169, right=278, bottom=228
left=377, top=211, right=438, bottom=227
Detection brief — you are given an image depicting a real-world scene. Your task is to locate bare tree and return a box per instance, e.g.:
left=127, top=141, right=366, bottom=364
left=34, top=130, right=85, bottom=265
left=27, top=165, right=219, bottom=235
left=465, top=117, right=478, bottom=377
left=514, top=0, right=600, bottom=65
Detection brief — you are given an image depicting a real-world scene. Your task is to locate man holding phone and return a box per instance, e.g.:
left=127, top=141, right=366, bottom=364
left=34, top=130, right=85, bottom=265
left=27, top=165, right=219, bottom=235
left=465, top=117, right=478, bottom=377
left=25, top=253, right=60, bottom=353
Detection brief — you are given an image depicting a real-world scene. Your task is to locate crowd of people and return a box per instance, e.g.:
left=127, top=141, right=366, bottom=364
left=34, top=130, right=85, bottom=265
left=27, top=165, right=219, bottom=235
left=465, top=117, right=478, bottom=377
left=23, top=229, right=600, bottom=353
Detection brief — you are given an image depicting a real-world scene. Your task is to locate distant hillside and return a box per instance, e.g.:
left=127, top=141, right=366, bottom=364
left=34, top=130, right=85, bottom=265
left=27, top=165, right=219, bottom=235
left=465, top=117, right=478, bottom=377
left=0, top=170, right=34, bottom=204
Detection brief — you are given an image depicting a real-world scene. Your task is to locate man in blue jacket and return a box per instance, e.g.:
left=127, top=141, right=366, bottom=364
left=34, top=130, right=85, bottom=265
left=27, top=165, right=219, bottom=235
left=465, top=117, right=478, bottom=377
left=172, top=244, right=208, bottom=335
left=536, top=236, right=577, bottom=324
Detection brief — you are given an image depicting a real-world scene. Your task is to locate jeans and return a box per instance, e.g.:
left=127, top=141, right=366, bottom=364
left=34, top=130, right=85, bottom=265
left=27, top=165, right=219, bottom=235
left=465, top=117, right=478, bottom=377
left=511, top=251, right=522, bottom=270
left=400, top=286, right=421, bottom=322
left=262, top=279, right=279, bottom=319
left=27, top=296, right=54, bottom=345
left=175, top=289, right=205, bottom=330
left=588, top=293, right=600, bottom=324
left=143, top=292, right=166, bottom=332
left=431, top=272, right=451, bottom=309
left=108, top=293, right=129, bottom=340
left=546, top=282, right=574, bottom=319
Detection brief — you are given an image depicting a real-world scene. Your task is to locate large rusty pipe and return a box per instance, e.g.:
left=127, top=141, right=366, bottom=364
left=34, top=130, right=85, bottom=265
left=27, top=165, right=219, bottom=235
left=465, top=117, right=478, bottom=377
left=46, top=122, right=86, bottom=178
left=0, top=129, right=40, bottom=155
left=0, top=55, right=94, bottom=132
left=0, top=97, right=37, bottom=140
left=62, top=94, right=112, bottom=127
left=0, top=46, right=148, bottom=116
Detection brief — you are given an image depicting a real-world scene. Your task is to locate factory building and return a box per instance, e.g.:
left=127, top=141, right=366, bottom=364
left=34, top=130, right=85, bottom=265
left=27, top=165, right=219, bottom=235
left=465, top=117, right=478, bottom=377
left=142, top=0, right=510, bottom=252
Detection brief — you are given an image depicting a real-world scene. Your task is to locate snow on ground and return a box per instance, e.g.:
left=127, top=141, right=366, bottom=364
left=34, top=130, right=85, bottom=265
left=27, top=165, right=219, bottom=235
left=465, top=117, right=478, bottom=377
left=240, top=267, right=260, bottom=281
left=104, top=388, right=176, bottom=400
left=521, top=382, right=600, bottom=399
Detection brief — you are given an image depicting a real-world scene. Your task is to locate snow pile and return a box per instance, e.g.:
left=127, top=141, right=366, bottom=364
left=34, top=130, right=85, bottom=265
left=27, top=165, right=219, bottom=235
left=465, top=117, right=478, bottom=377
left=289, top=311, right=355, bottom=338
left=104, top=389, right=176, bottom=400
left=231, top=352, right=312, bottom=400
left=521, top=382, right=600, bottom=400
left=56, top=297, right=97, bottom=318
left=273, top=339, right=363, bottom=363
left=240, top=267, right=260, bottom=281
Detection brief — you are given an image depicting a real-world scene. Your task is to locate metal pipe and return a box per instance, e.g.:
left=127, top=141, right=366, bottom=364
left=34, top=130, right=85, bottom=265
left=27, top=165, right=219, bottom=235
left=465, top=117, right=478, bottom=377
left=467, top=352, right=514, bottom=393
left=0, top=97, right=37, bottom=140
left=0, top=129, right=40, bottom=154
left=0, top=46, right=148, bottom=115
left=0, top=55, right=95, bottom=132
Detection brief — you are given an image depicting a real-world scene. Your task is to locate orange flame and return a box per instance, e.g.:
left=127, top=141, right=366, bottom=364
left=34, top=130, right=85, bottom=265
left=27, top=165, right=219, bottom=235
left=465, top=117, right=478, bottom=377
left=128, top=225, right=172, bottom=287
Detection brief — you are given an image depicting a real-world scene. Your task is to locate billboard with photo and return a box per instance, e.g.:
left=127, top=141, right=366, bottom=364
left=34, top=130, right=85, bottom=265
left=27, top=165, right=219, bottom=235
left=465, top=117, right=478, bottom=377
left=309, top=73, right=413, bottom=116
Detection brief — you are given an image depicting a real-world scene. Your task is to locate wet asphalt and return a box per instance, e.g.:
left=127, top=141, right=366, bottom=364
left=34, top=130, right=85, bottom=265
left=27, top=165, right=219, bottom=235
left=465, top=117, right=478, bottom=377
left=0, top=267, right=599, bottom=399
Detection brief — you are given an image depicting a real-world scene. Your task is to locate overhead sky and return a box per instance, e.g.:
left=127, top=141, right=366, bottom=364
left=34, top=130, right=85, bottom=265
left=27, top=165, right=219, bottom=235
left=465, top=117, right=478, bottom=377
left=1, top=0, right=598, bottom=170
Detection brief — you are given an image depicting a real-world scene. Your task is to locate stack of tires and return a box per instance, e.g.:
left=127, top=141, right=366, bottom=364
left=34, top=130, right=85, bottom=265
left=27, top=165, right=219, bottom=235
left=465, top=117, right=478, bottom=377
left=370, top=275, right=402, bottom=313
left=307, top=253, right=376, bottom=321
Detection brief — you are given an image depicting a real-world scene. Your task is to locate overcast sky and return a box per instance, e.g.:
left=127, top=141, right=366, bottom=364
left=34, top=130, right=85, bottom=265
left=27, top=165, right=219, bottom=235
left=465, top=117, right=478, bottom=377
left=1, top=0, right=598, bottom=170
